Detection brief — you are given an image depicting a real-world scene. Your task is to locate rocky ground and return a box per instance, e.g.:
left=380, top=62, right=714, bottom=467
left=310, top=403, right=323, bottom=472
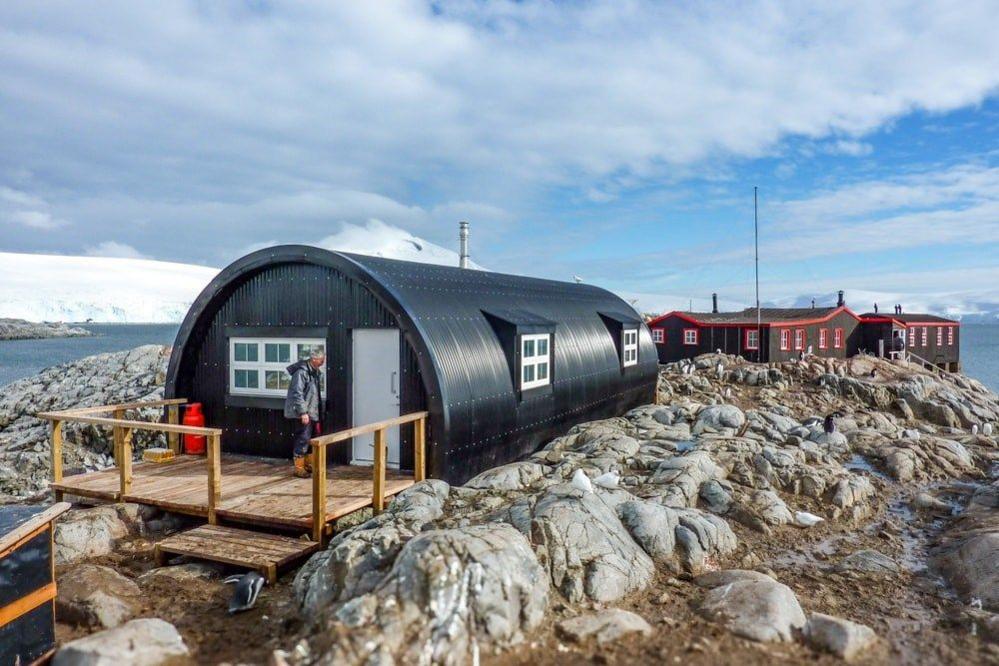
left=0, top=344, right=169, bottom=500
left=3, top=349, right=998, bottom=664
left=0, top=317, right=91, bottom=340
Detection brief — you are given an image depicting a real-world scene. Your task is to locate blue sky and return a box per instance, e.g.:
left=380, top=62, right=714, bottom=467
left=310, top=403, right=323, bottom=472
left=1, top=1, right=998, bottom=313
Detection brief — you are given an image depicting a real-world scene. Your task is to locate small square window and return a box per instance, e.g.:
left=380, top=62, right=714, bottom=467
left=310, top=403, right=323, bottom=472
left=265, top=343, right=291, bottom=363
left=537, top=338, right=548, bottom=356
left=234, top=369, right=259, bottom=389
left=683, top=329, right=699, bottom=346
left=537, top=362, right=548, bottom=380
left=523, top=339, right=536, bottom=358
left=297, top=343, right=325, bottom=361
left=652, top=328, right=664, bottom=343
left=264, top=370, right=291, bottom=390
left=947, top=327, right=954, bottom=345
left=234, top=342, right=258, bottom=362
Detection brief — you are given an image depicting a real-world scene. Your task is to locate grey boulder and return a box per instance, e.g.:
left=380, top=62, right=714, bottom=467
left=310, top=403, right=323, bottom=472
left=53, top=618, right=189, bottom=666
left=804, top=612, right=878, bottom=660
left=56, top=565, right=142, bottom=629
left=699, top=579, right=806, bottom=642
left=557, top=609, right=652, bottom=644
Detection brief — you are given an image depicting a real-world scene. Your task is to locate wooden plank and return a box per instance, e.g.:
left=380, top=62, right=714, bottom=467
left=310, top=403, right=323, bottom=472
left=49, top=398, right=187, bottom=416
left=206, top=433, right=221, bottom=525
left=167, top=404, right=180, bottom=453
left=311, top=410, right=429, bottom=448
left=311, top=444, right=327, bottom=542
left=0, top=503, right=69, bottom=554
left=119, top=428, right=133, bottom=495
left=0, top=581, right=56, bottom=628
left=50, top=419, right=63, bottom=493
left=372, top=428, right=386, bottom=514
left=35, top=412, right=221, bottom=437
left=113, top=409, right=125, bottom=465
left=413, top=416, right=426, bottom=482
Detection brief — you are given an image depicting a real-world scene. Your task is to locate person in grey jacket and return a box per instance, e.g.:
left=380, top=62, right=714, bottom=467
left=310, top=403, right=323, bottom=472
left=284, top=348, right=325, bottom=478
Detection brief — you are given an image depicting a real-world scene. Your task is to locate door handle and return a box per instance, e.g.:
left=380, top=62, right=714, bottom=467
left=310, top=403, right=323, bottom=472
left=390, top=371, right=398, bottom=395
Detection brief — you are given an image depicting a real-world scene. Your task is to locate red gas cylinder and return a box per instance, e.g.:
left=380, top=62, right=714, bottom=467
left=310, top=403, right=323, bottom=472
left=182, top=403, right=206, bottom=455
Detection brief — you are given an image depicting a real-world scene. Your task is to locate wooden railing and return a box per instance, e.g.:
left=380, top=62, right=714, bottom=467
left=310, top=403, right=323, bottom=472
left=37, top=400, right=224, bottom=520
left=308, top=411, right=428, bottom=542
left=905, top=351, right=949, bottom=376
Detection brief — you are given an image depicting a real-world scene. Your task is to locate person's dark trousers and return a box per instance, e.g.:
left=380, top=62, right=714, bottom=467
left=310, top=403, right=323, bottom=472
left=293, top=420, right=318, bottom=458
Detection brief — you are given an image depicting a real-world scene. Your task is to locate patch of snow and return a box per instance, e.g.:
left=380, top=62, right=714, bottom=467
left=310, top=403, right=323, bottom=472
left=316, top=220, right=486, bottom=270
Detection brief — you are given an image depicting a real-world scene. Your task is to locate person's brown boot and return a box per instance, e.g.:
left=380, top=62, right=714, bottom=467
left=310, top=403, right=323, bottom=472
left=304, top=453, right=314, bottom=474
left=293, top=456, right=310, bottom=478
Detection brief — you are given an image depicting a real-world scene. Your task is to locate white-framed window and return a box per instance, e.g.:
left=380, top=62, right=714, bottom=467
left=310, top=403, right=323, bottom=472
left=780, top=329, right=791, bottom=351
left=229, top=337, right=326, bottom=397
left=818, top=328, right=828, bottom=349
left=947, top=326, right=954, bottom=345
left=520, top=333, right=551, bottom=390
left=744, top=328, right=759, bottom=350
left=651, top=328, right=664, bottom=344
left=834, top=328, right=844, bottom=349
left=622, top=329, right=639, bottom=367
left=683, top=328, right=699, bottom=346
left=936, top=326, right=943, bottom=346
left=922, top=327, right=929, bottom=346
left=794, top=328, right=806, bottom=351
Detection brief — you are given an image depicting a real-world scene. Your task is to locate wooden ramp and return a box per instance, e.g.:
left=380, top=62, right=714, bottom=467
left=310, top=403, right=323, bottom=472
left=154, top=524, right=321, bottom=583
left=50, top=455, right=415, bottom=531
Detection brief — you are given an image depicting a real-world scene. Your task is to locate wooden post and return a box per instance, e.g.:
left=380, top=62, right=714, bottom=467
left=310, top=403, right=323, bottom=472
left=413, top=417, right=426, bottom=482
left=311, top=444, right=327, bottom=543
left=206, top=433, right=221, bottom=525
left=372, top=427, right=386, bottom=514
left=119, top=428, right=133, bottom=496
left=167, top=405, right=180, bottom=454
left=113, top=409, right=125, bottom=466
left=51, top=419, right=63, bottom=502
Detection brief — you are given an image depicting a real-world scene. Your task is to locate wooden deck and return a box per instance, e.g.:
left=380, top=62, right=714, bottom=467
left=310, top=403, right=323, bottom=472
left=51, top=455, right=415, bottom=531
left=155, top=524, right=321, bottom=583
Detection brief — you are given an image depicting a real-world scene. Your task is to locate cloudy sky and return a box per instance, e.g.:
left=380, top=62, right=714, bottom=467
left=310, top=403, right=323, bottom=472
left=2, top=1, right=998, bottom=309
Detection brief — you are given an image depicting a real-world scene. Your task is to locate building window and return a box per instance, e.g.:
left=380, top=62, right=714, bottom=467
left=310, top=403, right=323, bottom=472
left=909, top=327, right=918, bottom=347
left=818, top=329, right=828, bottom=349
left=683, top=329, right=699, bottom=346
left=521, top=333, right=551, bottom=390
left=834, top=328, right=844, bottom=349
left=794, top=329, right=806, bottom=351
left=780, top=329, right=791, bottom=351
left=744, top=328, right=759, bottom=350
left=651, top=328, right=664, bottom=344
left=947, top=326, right=954, bottom=345
left=922, top=327, right=929, bottom=346
left=229, top=337, right=325, bottom=397
left=622, top=329, right=639, bottom=367
left=936, top=327, right=943, bottom=346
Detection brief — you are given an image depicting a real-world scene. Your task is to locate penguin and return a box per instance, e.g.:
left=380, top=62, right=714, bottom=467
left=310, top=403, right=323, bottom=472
left=802, top=417, right=822, bottom=429
left=823, top=411, right=843, bottom=434
left=793, top=511, right=825, bottom=528
left=984, top=423, right=994, bottom=437
left=972, top=424, right=979, bottom=436
left=869, top=369, right=877, bottom=379
left=593, top=471, right=620, bottom=489
left=715, top=361, right=724, bottom=380
left=224, top=571, right=266, bottom=614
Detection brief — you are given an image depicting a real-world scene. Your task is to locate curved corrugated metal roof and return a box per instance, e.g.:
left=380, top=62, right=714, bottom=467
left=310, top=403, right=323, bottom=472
left=167, top=245, right=657, bottom=482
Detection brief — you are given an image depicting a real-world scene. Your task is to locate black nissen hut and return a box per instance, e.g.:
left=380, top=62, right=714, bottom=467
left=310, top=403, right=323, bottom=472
left=165, top=246, right=657, bottom=484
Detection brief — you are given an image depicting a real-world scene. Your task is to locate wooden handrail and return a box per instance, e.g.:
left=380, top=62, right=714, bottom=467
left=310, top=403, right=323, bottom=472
left=54, top=398, right=188, bottom=416
left=309, top=410, right=428, bottom=542
left=37, top=412, right=221, bottom=436
left=309, top=411, right=429, bottom=448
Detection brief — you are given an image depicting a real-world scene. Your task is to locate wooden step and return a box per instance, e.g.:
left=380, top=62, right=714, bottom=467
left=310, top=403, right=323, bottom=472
left=153, top=524, right=321, bottom=583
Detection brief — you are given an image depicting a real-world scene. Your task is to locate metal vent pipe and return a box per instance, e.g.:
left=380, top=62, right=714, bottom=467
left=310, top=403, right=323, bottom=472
left=458, top=221, right=470, bottom=269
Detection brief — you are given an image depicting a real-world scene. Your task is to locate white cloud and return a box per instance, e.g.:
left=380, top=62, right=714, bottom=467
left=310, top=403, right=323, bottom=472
left=8, top=209, right=65, bottom=230
left=84, top=240, right=148, bottom=259
left=822, top=140, right=874, bottom=157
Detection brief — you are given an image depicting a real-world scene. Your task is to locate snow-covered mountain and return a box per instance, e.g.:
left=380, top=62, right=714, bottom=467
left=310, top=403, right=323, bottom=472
left=0, top=221, right=481, bottom=323
left=0, top=252, right=220, bottom=323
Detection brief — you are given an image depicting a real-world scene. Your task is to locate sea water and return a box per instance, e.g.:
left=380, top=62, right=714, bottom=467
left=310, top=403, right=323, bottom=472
left=0, top=323, right=996, bottom=392
left=0, top=323, right=179, bottom=387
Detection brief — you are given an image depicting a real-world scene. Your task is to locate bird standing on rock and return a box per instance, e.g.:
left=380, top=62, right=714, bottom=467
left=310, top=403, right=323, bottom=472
left=984, top=423, right=994, bottom=437
left=823, top=411, right=843, bottom=434
left=224, top=571, right=266, bottom=614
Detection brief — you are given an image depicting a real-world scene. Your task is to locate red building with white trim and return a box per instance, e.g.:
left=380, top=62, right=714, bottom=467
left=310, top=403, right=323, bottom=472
left=647, top=293, right=960, bottom=370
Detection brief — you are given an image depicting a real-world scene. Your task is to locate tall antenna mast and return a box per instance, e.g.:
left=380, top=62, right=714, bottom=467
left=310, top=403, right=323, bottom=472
left=754, top=186, right=761, bottom=363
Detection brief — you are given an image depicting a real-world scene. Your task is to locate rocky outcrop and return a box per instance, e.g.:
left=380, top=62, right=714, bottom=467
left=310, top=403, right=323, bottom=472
left=0, top=345, right=169, bottom=497
left=52, top=618, right=189, bottom=666
left=557, top=609, right=652, bottom=644
left=804, top=612, right=878, bottom=661
left=315, top=523, right=548, bottom=665
left=53, top=505, right=136, bottom=566
left=56, top=564, right=142, bottom=629
left=698, top=576, right=806, bottom=642
left=0, top=318, right=91, bottom=341
left=934, top=481, right=999, bottom=610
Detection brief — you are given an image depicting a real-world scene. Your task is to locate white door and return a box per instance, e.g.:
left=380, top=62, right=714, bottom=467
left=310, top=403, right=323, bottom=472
left=351, top=328, right=401, bottom=467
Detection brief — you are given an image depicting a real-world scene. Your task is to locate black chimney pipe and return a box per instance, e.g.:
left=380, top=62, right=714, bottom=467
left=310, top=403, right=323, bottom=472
left=837, top=290, right=845, bottom=307
left=711, top=293, right=718, bottom=313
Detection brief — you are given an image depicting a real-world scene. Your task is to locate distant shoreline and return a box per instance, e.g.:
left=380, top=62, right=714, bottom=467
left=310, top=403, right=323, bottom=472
left=0, top=318, right=93, bottom=341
